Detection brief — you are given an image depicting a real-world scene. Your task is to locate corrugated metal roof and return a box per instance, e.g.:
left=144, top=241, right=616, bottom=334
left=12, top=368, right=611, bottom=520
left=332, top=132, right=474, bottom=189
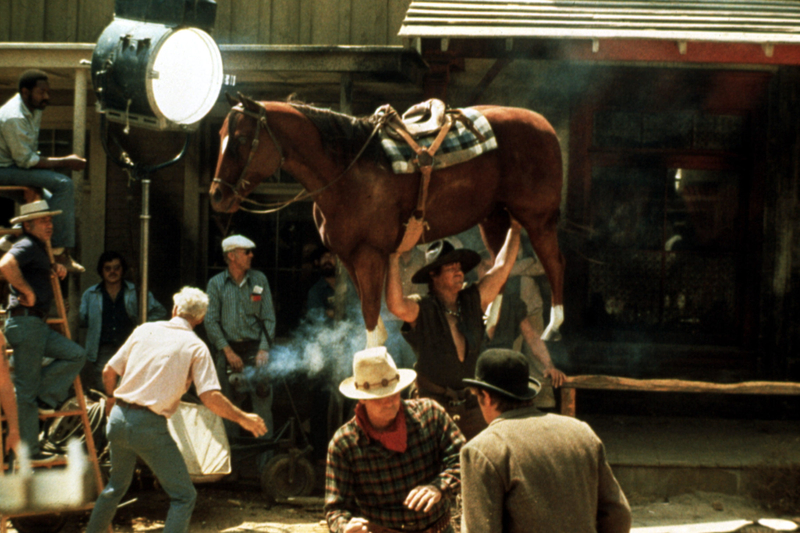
left=398, top=0, right=800, bottom=44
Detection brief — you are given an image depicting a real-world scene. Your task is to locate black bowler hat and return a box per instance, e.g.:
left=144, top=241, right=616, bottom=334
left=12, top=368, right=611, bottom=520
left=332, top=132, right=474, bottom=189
left=411, top=239, right=481, bottom=284
left=463, top=349, right=542, bottom=401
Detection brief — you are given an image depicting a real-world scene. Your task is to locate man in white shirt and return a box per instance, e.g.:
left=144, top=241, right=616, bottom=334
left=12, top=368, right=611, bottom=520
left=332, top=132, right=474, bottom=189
left=85, top=287, right=267, bottom=533
left=0, top=69, right=85, bottom=271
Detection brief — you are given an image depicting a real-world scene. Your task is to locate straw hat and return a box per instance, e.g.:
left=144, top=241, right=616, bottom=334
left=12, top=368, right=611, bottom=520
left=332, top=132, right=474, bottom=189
left=463, top=349, right=542, bottom=401
left=411, top=239, right=481, bottom=284
left=10, top=200, right=62, bottom=224
left=339, top=347, right=416, bottom=400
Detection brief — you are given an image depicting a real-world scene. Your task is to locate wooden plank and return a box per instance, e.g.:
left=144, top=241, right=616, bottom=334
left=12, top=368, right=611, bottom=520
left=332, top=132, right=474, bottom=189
left=258, top=0, right=272, bottom=44
left=77, top=0, right=113, bottom=43
left=0, top=0, right=10, bottom=42
left=299, top=0, right=312, bottom=44
left=232, top=0, right=262, bottom=44
left=272, top=0, right=299, bottom=44
left=45, top=0, right=78, bottom=42
left=352, top=0, right=386, bottom=44
left=311, top=0, right=340, bottom=44
left=388, top=0, right=412, bottom=44
left=338, top=0, right=352, bottom=44
left=563, top=375, right=800, bottom=395
left=214, top=0, right=232, bottom=44
left=11, top=0, right=45, bottom=42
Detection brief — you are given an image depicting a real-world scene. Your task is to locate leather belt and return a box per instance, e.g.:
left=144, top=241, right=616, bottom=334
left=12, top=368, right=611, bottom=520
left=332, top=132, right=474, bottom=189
left=366, top=513, right=451, bottom=533
left=116, top=399, right=149, bottom=411
left=416, top=374, right=478, bottom=409
left=9, top=307, right=47, bottom=319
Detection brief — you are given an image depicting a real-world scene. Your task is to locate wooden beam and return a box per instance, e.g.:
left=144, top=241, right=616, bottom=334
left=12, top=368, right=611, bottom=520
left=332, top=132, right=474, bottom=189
left=563, top=375, right=800, bottom=395
left=469, top=57, right=512, bottom=105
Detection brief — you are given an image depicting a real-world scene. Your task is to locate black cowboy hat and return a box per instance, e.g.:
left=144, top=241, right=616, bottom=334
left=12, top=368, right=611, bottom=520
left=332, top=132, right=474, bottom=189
left=463, top=348, right=542, bottom=401
left=411, top=240, right=481, bottom=284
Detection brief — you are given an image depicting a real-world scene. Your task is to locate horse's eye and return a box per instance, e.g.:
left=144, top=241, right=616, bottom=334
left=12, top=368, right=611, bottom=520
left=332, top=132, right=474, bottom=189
left=238, top=136, right=248, bottom=145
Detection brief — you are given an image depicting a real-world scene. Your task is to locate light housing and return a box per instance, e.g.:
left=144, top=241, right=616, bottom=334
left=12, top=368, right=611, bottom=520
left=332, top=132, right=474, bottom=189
left=92, top=0, right=223, bottom=131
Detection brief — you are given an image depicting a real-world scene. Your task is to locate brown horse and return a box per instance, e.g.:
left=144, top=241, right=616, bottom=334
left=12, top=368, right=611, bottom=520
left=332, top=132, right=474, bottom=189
left=210, top=94, right=565, bottom=343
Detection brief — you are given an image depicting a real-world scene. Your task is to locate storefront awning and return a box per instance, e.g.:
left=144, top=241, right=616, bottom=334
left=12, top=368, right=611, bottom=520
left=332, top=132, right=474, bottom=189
left=399, top=0, right=800, bottom=65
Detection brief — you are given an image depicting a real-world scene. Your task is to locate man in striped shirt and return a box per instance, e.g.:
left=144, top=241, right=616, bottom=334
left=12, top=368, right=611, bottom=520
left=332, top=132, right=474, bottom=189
left=205, top=234, right=276, bottom=439
left=325, top=347, right=465, bottom=533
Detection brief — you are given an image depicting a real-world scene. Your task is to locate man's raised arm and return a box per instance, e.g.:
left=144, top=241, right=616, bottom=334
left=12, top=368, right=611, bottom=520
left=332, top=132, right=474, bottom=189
left=476, top=219, right=522, bottom=311
left=386, top=252, right=421, bottom=324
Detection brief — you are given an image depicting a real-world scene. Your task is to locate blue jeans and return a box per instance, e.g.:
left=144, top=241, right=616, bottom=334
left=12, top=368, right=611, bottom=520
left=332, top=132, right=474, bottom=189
left=5, top=315, right=86, bottom=455
left=86, top=404, right=197, bottom=533
left=0, top=165, right=76, bottom=248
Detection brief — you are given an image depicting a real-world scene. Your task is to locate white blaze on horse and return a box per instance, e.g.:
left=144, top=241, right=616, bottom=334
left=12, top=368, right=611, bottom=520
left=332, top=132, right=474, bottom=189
left=210, top=94, right=566, bottom=345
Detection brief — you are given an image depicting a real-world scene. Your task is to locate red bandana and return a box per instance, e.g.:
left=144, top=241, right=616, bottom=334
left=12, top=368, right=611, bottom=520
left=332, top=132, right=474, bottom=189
left=355, top=402, right=408, bottom=453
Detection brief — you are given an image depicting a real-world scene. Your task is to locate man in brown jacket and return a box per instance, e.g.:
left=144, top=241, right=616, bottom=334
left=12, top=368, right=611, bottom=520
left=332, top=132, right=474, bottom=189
left=460, top=349, right=631, bottom=533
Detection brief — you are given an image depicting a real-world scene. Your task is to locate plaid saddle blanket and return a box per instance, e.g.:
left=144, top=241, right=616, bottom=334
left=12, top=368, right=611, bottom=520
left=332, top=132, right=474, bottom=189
left=379, top=107, right=498, bottom=174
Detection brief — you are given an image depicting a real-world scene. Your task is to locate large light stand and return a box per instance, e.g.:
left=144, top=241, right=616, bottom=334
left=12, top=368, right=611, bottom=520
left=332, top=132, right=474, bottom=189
left=91, top=0, right=223, bottom=321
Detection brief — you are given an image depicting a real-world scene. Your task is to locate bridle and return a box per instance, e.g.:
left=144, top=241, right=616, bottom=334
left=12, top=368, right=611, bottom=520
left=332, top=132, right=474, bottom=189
left=212, top=102, right=383, bottom=215
left=211, top=105, right=286, bottom=211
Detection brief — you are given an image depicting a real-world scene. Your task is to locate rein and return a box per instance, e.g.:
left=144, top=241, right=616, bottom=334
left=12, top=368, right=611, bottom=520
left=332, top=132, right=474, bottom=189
left=213, top=103, right=383, bottom=215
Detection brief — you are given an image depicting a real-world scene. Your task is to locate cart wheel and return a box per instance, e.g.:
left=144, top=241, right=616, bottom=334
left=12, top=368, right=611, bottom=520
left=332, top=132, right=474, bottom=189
left=260, top=454, right=315, bottom=501
left=11, top=513, right=68, bottom=533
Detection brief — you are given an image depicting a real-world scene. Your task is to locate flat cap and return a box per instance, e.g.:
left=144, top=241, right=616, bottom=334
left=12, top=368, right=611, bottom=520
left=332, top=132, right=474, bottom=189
left=221, top=235, right=256, bottom=252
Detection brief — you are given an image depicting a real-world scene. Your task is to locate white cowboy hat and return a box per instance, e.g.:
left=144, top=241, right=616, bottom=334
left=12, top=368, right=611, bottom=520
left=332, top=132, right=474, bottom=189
left=339, top=347, right=417, bottom=400
left=10, top=200, right=62, bottom=224
left=222, top=234, right=256, bottom=252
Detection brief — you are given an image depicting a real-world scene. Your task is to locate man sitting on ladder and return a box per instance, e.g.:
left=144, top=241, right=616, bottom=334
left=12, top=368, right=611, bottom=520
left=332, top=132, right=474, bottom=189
left=0, top=200, right=86, bottom=464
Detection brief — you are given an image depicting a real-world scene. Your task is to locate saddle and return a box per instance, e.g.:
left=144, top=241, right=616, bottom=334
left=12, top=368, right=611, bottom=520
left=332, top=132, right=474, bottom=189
left=382, top=99, right=449, bottom=140
left=375, top=100, right=486, bottom=253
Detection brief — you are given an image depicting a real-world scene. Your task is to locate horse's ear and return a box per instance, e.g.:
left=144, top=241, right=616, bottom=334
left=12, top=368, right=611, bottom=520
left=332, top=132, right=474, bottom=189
left=224, top=92, right=239, bottom=108
left=237, top=92, right=261, bottom=112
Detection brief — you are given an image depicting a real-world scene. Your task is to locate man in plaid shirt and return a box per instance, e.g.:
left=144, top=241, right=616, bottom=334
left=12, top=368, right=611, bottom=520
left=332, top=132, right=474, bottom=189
left=325, top=347, right=465, bottom=533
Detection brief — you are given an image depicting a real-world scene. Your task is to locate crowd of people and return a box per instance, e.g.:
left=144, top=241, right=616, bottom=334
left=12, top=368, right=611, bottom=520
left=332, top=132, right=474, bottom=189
left=0, top=68, right=630, bottom=532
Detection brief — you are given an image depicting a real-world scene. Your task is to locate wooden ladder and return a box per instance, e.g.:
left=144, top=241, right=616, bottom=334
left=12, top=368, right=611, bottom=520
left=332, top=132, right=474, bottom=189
left=0, top=188, right=106, bottom=532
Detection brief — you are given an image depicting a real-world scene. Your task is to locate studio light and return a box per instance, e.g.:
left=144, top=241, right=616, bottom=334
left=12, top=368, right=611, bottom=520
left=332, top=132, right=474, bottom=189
left=92, top=0, right=223, bottom=131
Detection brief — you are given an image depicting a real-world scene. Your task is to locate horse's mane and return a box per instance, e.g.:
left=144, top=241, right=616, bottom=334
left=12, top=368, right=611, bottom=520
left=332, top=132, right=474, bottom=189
left=288, top=101, right=387, bottom=167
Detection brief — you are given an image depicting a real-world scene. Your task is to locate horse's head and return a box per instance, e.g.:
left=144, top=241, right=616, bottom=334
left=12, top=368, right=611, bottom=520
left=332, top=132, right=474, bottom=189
left=210, top=93, right=284, bottom=213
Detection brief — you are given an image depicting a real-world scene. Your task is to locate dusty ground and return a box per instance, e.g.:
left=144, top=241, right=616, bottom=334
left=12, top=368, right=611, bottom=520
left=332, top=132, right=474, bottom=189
left=4, top=485, right=799, bottom=533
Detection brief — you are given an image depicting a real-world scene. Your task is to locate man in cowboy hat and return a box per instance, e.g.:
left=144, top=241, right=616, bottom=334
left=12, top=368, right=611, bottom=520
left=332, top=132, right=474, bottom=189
left=325, top=346, right=465, bottom=533
left=386, top=219, right=521, bottom=439
left=460, top=349, right=631, bottom=533
left=205, top=234, right=276, bottom=443
left=0, top=69, right=85, bottom=272
left=0, top=199, right=86, bottom=464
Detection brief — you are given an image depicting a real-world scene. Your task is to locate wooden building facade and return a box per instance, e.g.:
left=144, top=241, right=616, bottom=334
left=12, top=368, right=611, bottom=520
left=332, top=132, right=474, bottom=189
left=2, top=0, right=800, bottom=417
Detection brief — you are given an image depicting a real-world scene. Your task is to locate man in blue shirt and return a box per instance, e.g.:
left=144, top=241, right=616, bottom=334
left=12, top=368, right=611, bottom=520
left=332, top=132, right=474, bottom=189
left=0, top=69, right=85, bottom=272
left=0, top=200, right=86, bottom=464
left=79, top=251, right=167, bottom=391
left=205, top=234, right=276, bottom=439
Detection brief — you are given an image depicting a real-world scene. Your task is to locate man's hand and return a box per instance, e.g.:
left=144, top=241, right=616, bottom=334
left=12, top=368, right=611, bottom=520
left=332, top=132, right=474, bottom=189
left=255, top=350, right=269, bottom=367
left=404, top=484, right=442, bottom=512
left=53, top=263, right=67, bottom=280
left=105, top=397, right=116, bottom=417
left=17, top=287, right=36, bottom=307
left=4, top=427, right=19, bottom=454
left=343, top=517, right=370, bottom=533
left=240, top=413, right=267, bottom=437
left=224, top=346, right=244, bottom=373
left=58, top=155, right=86, bottom=171
left=544, top=367, right=567, bottom=388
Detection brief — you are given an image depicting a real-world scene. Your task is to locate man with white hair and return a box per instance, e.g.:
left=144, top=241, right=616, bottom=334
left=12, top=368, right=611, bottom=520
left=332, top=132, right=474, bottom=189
left=85, top=287, right=267, bottom=533
left=205, top=234, right=276, bottom=439
left=325, top=347, right=465, bottom=533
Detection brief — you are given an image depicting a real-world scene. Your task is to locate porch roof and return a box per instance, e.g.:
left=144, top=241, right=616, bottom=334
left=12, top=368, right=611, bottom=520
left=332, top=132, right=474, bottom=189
left=399, top=0, right=800, bottom=65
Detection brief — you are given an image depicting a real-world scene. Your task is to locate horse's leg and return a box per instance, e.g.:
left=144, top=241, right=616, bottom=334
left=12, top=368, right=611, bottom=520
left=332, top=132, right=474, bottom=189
left=478, top=208, right=512, bottom=259
left=522, top=211, right=565, bottom=341
left=347, top=246, right=388, bottom=348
